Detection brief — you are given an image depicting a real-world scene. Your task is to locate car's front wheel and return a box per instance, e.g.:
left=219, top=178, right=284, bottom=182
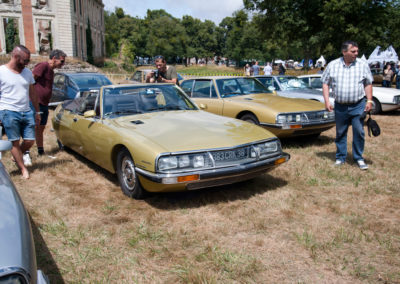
left=371, top=97, right=381, bottom=114
left=240, top=114, right=259, bottom=124
left=116, top=148, right=145, bottom=199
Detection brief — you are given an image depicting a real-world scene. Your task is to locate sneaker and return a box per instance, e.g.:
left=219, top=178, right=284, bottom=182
left=357, top=160, right=368, bottom=170
left=23, top=152, right=32, bottom=166
left=335, top=159, right=345, bottom=166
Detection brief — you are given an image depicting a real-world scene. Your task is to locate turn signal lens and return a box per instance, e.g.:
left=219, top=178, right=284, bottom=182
left=177, top=174, right=199, bottom=182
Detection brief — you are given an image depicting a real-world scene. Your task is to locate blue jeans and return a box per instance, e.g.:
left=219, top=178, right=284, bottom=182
left=334, top=99, right=366, bottom=162
left=0, top=109, right=35, bottom=141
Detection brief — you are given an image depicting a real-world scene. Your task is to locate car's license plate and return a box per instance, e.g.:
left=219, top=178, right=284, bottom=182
left=211, top=148, right=248, bottom=162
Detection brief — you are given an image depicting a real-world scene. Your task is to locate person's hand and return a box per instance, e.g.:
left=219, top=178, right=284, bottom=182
left=365, top=101, right=373, bottom=112
left=325, top=102, right=334, bottom=112
left=35, top=113, right=41, bottom=125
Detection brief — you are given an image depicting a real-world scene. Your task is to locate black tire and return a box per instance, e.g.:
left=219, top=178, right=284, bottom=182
left=57, top=139, right=64, bottom=150
left=116, top=148, right=145, bottom=199
left=240, top=114, right=259, bottom=124
left=371, top=97, right=381, bottom=114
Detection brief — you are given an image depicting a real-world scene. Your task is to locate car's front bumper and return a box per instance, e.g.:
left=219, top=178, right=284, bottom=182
left=260, top=121, right=335, bottom=138
left=135, top=152, right=290, bottom=192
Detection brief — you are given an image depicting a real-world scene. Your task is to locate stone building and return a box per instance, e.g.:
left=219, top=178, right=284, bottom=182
left=0, top=0, right=105, bottom=63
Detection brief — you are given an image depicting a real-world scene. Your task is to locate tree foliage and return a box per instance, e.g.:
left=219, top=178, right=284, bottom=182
left=5, top=18, right=20, bottom=53
left=104, top=3, right=400, bottom=65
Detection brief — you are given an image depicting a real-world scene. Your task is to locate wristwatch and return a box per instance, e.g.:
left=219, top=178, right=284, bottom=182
left=36, top=112, right=43, bottom=115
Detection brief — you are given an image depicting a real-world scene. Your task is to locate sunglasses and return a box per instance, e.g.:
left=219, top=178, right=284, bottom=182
left=154, top=55, right=164, bottom=60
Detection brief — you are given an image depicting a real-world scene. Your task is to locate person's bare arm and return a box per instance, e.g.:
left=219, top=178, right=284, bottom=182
left=364, top=84, right=373, bottom=112
left=322, top=83, right=333, bottom=111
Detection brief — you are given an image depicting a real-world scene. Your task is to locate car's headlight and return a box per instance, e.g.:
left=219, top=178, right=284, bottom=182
left=158, top=153, right=211, bottom=172
left=277, top=113, right=302, bottom=124
left=323, top=111, right=335, bottom=119
left=158, top=156, right=178, bottom=170
left=251, top=141, right=280, bottom=159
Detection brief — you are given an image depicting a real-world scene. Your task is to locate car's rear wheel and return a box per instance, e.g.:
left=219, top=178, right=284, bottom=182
left=116, top=148, right=145, bottom=199
left=371, top=97, right=381, bottom=114
left=240, top=114, right=259, bottom=124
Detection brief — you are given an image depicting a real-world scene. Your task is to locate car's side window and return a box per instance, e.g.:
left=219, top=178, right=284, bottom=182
left=211, top=85, right=218, bottom=98
left=180, top=80, right=194, bottom=96
left=54, top=75, right=65, bottom=88
left=131, top=71, right=141, bottom=82
left=299, top=78, right=309, bottom=86
left=310, top=78, right=322, bottom=89
left=192, top=80, right=212, bottom=98
left=77, top=93, right=98, bottom=115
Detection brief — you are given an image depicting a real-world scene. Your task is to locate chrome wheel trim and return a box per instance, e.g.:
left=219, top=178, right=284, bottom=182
left=121, top=156, right=136, bottom=191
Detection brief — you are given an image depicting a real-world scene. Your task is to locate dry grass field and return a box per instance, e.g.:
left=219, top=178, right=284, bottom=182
left=3, top=110, right=399, bottom=283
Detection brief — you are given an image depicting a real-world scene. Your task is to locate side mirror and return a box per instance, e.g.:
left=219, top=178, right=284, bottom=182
left=199, top=103, right=207, bottom=110
left=0, top=140, right=12, bottom=151
left=84, top=110, right=96, bottom=118
left=0, top=139, right=12, bottom=160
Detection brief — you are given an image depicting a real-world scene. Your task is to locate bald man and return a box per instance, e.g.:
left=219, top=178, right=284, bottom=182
left=0, top=45, right=40, bottom=179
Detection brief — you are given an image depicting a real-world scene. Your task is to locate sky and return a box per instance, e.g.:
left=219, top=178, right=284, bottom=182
left=102, top=0, right=244, bottom=25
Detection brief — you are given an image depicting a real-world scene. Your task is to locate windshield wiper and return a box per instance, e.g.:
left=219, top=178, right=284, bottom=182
left=104, top=109, right=142, bottom=116
left=222, top=92, right=241, bottom=98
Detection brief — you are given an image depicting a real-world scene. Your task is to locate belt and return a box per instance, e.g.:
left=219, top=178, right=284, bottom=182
left=336, top=97, right=365, bottom=105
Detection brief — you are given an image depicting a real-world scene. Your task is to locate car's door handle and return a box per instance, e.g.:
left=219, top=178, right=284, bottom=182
left=73, top=118, right=78, bottom=122
left=199, top=103, right=207, bottom=110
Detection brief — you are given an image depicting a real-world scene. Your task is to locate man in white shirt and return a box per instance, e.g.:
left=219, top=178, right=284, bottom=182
left=0, top=45, right=40, bottom=179
left=263, top=62, right=272, bottom=75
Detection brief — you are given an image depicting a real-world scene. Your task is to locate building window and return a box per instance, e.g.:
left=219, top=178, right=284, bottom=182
left=3, top=17, right=20, bottom=53
left=74, top=24, right=78, bottom=56
left=73, top=0, right=76, bottom=13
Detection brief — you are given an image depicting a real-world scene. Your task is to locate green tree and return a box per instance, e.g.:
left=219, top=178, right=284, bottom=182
left=86, top=18, right=94, bottom=64
left=244, top=0, right=396, bottom=61
left=5, top=18, right=20, bottom=53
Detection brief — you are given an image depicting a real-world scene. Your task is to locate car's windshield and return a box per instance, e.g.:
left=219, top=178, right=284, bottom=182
left=70, top=74, right=112, bottom=88
left=276, top=76, right=310, bottom=91
left=216, top=77, right=270, bottom=97
left=102, top=85, right=197, bottom=118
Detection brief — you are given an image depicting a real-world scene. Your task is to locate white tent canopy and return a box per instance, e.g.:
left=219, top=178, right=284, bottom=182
left=316, top=55, right=326, bottom=67
left=368, top=45, right=398, bottom=65
left=361, top=54, right=367, bottom=62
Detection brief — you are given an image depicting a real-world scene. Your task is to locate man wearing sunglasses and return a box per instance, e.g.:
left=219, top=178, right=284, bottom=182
left=146, top=55, right=179, bottom=85
left=0, top=45, right=40, bottom=179
left=32, top=49, right=66, bottom=156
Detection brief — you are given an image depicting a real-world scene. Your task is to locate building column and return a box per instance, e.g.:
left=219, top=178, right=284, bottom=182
left=21, top=0, right=36, bottom=53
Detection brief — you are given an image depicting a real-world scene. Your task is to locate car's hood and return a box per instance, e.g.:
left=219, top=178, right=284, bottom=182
left=107, top=110, right=276, bottom=152
left=373, top=86, right=400, bottom=101
left=279, top=88, right=323, bottom=96
left=227, top=93, right=326, bottom=112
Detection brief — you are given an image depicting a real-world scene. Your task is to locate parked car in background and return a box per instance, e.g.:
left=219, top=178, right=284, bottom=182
left=123, top=69, right=183, bottom=84
left=50, top=72, right=112, bottom=106
left=52, top=83, right=289, bottom=199
left=0, top=140, right=48, bottom=284
left=180, top=76, right=335, bottom=138
left=298, top=74, right=400, bottom=114
left=254, top=75, right=335, bottom=105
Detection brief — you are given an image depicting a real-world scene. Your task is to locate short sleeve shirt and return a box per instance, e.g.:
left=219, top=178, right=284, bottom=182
left=33, top=61, right=54, bottom=106
left=0, top=65, right=35, bottom=112
left=321, top=58, right=373, bottom=104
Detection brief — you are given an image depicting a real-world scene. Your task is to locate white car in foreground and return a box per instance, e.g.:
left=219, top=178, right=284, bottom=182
left=299, top=74, right=400, bottom=114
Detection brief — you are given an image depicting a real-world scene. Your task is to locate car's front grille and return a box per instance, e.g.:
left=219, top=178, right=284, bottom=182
left=394, top=95, right=400, bottom=104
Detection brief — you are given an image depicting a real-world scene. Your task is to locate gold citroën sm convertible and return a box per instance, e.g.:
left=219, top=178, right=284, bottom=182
left=52, top=83, right=290, bottom=199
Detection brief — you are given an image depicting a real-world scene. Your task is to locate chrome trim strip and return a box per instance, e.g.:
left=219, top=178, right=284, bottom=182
left=136, top=152, right=290, bottom=184
left=260, top=121, right=335, bottom=128
left=155, top=138, right=280, bottom=172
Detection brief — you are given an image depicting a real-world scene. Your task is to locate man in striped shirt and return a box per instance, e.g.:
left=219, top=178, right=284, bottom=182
left=321, top=41, right=373, bottom=170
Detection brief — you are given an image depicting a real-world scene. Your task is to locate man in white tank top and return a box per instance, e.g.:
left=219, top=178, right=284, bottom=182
left=0, top=45, right=40, bottom=179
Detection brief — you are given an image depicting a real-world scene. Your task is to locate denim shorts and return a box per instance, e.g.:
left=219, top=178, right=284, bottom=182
left=0, top=109, right=35, bottom=141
